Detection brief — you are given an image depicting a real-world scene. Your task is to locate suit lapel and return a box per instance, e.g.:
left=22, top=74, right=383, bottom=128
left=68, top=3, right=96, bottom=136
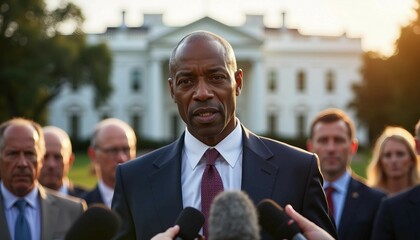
left=149, top=135, right=184, bottom=229
left=240, top=126, right=278, bottom=204
left=338, top=178, right=360, bottom=234
left=0, top=193, right=12, bottom=240
left=39, top=186, right=60, bottom=240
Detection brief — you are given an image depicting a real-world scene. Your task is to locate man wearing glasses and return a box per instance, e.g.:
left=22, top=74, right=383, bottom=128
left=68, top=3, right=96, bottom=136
left=83, top=118, right=137, bottom=208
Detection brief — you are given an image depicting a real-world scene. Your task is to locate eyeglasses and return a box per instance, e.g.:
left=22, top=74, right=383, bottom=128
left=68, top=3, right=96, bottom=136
left=95, top=146, right=132, bottom=156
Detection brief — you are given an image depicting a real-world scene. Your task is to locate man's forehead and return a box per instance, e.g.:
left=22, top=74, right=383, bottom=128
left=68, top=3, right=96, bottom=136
left=5, top=124, right=39, bottom=141
left=313, top=121, right=349, bottom=135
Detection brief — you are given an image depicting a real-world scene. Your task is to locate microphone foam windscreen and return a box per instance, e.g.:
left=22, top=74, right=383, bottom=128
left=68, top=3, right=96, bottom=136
left=65, top=204, right=121, bottom=240
left=174, top=206, right=205, bottom=240
left=209, top=191, right=260, bottom=240
left=257, top=199, right=300, bottom=240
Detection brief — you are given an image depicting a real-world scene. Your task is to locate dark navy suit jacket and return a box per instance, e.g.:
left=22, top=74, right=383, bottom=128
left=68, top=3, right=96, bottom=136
left=372, top=185, right=420, bottom=240
left=337, top=176, right=386, bottom=240
left=82, top=185, right=105, bottom=206
left=112, top=126, right=337, bottom=240
left=68, top=183, right=88, bottom=198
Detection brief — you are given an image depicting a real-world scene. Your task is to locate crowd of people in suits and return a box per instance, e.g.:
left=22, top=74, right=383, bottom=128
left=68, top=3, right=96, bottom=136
left=0, top=30, right=419, bottom=240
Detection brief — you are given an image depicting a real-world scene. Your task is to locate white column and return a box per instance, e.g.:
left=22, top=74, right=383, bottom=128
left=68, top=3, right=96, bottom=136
left=148, top=58, right=164, bottom=140
left=249, top=58, right=266, bottom=134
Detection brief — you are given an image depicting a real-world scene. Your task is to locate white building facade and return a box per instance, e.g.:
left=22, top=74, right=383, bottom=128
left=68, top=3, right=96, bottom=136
left=48, top=13, right=366, bottom=144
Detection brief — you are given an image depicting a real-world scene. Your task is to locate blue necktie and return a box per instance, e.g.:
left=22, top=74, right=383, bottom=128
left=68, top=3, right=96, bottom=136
left=15, top=199, right=31, bottom=240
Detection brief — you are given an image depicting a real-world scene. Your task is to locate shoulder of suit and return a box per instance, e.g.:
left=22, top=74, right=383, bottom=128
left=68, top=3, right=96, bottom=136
left=349, top=176, right=387, bottom=198
left=44, top=187, right=87, bottom=209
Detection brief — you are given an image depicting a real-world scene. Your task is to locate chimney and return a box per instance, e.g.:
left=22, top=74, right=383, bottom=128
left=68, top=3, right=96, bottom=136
left=120, top=10, right=127, bottom=29
left=281, top=11, right=287, bottom=30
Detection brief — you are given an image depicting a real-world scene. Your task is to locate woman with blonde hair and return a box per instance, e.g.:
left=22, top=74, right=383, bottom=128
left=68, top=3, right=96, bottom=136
left=367, top=126, right=420, bottom=195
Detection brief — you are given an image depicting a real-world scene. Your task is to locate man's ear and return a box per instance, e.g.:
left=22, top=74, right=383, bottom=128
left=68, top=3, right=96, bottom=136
left=68, top=153, right=75, bottom=167
left=235, top=69, right=243, bottom=96
left=350, top=139, right=359, bottom=155
left=87, top=146, right=97, bottom=164
left=168, top=78, right=176, bottom=103
left=306, top=139, right=313, bottom=152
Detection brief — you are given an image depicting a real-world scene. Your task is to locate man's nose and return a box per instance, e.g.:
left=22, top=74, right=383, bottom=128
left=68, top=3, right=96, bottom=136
left=193, top=79, right=213, bottom=101
left=16, top=152, right=30, bottom=167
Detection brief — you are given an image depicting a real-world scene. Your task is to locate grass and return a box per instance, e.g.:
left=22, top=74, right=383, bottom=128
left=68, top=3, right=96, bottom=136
left=69, top=151, right=372, bottom=188
left=69, top=152, right=97, bottom=189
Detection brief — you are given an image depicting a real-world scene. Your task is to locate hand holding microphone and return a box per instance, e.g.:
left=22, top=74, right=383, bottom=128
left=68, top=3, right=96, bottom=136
left=257, top=199, right=306, bottom=240
left=151, top=225, right=181, bottom=240
left=284, top=204, right=334, bottom=240
left=174, top=207, right=205, bottom=240
left=257, top=199, right=334, bottom=240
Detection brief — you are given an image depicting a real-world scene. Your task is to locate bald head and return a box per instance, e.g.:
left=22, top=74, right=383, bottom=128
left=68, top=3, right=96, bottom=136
left=89, top=118, right=137, bottom=188
left=169, top=31, right=237, bottom=78
left=0, top=118, right=44, bottom=197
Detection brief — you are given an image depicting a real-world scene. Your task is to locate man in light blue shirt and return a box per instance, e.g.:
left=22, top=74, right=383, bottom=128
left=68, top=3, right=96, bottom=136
left=307, top=108, right=386, bottom=240
left=0, top=118, right=86, bottom=240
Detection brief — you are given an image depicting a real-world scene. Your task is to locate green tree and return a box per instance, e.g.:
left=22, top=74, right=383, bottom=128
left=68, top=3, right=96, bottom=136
left=351, top=0, right=420, bottom=143
left=0, top=0, right=112, bottom=124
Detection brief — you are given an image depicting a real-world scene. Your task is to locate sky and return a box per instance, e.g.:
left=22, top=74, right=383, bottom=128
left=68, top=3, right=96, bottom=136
left=52, top=0, right=418, bottom=56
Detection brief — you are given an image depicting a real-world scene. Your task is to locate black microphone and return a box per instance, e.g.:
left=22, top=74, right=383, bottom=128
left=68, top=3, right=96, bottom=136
left=174, top=206, right=205, bottom=240
left=65, top=204, right=121, bottom=240
left=257, top=199, right=306, bottom=240
left=208, top=190, right=260, bottom=240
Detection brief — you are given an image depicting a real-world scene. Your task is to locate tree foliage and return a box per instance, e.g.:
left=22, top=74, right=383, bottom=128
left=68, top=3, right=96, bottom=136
left=0, top=0, right=112, bottom=124
left=351, top=0, right=420, bottom=143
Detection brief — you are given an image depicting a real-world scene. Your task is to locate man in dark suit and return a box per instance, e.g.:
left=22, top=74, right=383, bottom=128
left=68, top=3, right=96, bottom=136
left=39, top=126, right=87, bottom=198
left=112, top=31, right=336, bottom=240
left=307, top=108, right=386, bottom=240
left=83, top=118, right=137, bottom=207
left=0, top=118, right=86, bottom=240
left=371, top=118, right=420, bottom=240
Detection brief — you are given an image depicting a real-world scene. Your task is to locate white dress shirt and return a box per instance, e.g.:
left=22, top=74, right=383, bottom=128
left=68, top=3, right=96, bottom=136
left=181, top=118, right=243, bottom=211
left=323, top=171, right=351, bottom=228
left=1, top=181, right=41, bottom=240
left=98, top=180, right=114, bottom=208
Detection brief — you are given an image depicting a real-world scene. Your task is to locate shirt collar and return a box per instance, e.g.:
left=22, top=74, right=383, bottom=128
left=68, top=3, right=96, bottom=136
left=58, top=178, right=70, bottom=195
left=1, top=181, right=39, bottom=209
left=98, top=180, right=114, bottom=207
left=184, top=118, right=243, bottom=169
left=324, top=170, right=351, bottom=194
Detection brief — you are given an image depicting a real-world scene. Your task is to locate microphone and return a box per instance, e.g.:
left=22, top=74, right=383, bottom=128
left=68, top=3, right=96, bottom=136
left=208, top=190, right=260, bottom=240
left=257, top=199, right=306, bottom=240
left=65, top=204, right=121, bottom=240
left=174, top=206, right=205, bottom=240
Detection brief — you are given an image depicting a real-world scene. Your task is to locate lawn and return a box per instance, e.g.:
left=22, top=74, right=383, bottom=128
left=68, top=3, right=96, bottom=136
left=69, top=151, right=372, bottom=189
left=69, top=152, right=97, bottom=189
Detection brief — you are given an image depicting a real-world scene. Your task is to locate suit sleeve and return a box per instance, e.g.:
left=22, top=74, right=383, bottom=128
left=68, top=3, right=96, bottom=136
left=302, top=154, right=338, bottom=239
left=371, top=199, right=394, bottom=240
left=112, top=165, right=137, bottom=239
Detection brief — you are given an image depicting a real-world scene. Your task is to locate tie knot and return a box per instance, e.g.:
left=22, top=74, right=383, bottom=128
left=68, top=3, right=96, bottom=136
left=15, top=199, right=27, bottom=212
left=325, top=185, right=335, bottom=194
left=204, top=148, right=219, bottom=165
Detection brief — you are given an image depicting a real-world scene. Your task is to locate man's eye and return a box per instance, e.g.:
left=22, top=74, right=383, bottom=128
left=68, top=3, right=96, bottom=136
left=178, top=79, right=193, bottom=86
left=7, top=151, right=19, bottom=157
left=209, top=75, right=226, bottom=81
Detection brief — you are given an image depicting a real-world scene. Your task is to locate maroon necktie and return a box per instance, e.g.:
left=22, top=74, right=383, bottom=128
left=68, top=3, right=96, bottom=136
left=325, top=185, right=335, bottom=218
left=201, top=148, right=224, bottom=239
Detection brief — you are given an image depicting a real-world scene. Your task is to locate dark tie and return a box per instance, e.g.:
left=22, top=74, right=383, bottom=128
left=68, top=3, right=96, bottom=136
left=201, top=148, right=224, bottom=239
left=15, top=199, right=31, bottom=240
left=325, top=185, right=335, bottom=218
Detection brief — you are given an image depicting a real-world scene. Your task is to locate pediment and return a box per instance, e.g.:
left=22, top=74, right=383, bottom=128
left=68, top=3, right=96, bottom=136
left=149, top=16, right=263, bottom=49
